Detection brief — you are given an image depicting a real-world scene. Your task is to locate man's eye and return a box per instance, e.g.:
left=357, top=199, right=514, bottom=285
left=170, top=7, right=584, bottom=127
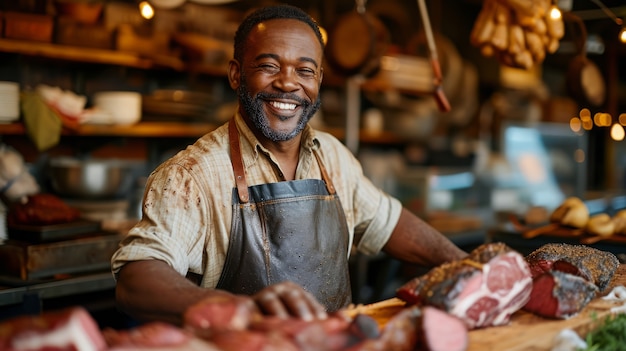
left=298, top=69, right=316, bottom=77
left=260, top=64, right=279, bottom=72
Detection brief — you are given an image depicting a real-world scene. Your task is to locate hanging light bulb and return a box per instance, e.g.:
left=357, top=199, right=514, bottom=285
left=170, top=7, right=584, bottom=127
left=139, top=1, right=155, bottom=20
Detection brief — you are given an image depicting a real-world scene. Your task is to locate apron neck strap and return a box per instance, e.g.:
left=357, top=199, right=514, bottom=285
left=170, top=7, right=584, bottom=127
left=313, top=150, right=336, bottom=195
left=229, top=119, right=249, bottom=203
left=229, top=119, right=337, bottom=201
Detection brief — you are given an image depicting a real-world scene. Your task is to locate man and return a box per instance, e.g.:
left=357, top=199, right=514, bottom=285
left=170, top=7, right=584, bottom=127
left=112, top=4, right=467, bottom=326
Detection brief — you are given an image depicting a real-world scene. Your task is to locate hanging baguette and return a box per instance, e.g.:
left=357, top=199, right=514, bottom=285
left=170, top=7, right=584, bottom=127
left=470, top=0, right=564, bottom=69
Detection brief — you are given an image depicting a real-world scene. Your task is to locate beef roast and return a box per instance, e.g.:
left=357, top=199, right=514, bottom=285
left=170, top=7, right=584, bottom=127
left=396, top=242, right=533, bottom=329
left=522, top=270, right=598, bottom=319
left=525, top=243, right=619, bottom=292
left=522, top=243, right=619, bottom=319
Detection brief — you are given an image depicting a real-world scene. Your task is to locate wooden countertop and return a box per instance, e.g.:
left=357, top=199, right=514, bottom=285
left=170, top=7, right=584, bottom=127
left=350, top=264, right=626, bottom=351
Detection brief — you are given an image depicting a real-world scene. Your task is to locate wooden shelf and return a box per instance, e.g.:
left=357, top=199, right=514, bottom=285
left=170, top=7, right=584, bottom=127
left=0, top=38, right=227, bottom=74
left=0, top=122, right=411, bottom=145
left=0, top=121, right=217, bottom=138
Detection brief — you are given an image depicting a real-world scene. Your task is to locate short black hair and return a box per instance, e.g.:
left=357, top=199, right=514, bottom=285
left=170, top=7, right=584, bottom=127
left=233, top=5, right=324, bottom=63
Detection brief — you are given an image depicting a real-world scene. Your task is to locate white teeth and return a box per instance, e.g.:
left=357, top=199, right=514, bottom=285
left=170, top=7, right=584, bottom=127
left=270, top=101, right=296, bottom=110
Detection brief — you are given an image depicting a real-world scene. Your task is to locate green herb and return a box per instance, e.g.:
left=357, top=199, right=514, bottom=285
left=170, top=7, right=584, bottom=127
left=579, top=313, right=626, bottom=351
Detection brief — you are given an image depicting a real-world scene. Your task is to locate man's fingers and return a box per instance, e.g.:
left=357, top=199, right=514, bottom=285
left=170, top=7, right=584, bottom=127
left=253, top=283, right=327, bottom=320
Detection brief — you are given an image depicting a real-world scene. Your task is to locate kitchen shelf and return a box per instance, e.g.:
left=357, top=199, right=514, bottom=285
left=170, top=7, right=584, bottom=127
left=0, top=122, right=410, bottom=144
left=0, top=38, right=227, bottom=74
left=0, top=121, right=217, bottom=138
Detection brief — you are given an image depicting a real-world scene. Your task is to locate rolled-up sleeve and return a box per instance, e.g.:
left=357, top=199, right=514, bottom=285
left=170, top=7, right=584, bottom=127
left=111, top=162, right=207, bottom=279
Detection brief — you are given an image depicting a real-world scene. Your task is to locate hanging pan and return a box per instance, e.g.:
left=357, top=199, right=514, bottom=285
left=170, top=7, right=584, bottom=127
left=325, top=0, right=390, bottom=77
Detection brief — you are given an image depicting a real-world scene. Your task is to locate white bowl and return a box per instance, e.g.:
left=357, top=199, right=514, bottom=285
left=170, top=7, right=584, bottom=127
left=93, top=91, right=141, bottom=125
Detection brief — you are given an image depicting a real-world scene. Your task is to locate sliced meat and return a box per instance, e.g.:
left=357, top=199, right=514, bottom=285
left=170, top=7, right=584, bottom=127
left=0, top=307, right=107, bottom=351
left=418, top=306, right=468, bottom=351
left=523, top=270, right=598, bottom=319
left=396, top=242, right=533, bottom=329
left=525, top=243, right=619, bottom=292
left=347, top=306, right=468, bottom=351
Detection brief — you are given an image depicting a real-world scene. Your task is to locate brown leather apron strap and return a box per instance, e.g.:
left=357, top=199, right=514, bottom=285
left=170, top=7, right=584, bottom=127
left=313, top=150, right=336, bottom=195
left=229, top=119, right=249, bottom=203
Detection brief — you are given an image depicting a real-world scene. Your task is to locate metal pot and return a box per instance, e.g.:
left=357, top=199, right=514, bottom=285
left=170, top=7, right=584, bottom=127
left=48, top=157, right=143, bottom=199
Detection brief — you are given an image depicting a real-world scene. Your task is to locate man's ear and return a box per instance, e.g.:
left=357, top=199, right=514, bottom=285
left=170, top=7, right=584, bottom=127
left=228, top=59, right=241, bottom=89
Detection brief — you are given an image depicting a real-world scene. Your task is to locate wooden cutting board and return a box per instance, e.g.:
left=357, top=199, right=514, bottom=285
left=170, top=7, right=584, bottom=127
left=349, top=264, right=626, bottom=351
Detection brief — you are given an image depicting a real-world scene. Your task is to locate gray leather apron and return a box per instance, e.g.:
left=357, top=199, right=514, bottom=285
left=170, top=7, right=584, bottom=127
left=215, top=119, right=352, bottom=311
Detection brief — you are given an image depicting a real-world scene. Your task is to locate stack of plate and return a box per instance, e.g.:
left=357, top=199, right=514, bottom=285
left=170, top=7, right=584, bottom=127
left=0, top=82, right=20, bottom=123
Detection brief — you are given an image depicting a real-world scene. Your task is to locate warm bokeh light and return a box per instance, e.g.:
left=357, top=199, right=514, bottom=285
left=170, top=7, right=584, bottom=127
left=619, top=113, right=626, bottom=125
left=579, top=108, right=592, bottom=121
left=574, top=148, right=586, bottom=163
left=611, top=123, right=625, bottom=141
left=550, top=6, right=562, bottom=20
left=570, top=117, right=582, bottom=132
left=620, top=27, right=626, bottom=43
left=593, top=112, right=612, bottom=127
left=319, top=26, right=328, bottom=45
left=582, top=118, right=594, bottom=130
left=139, top=1, right=154, bottom=20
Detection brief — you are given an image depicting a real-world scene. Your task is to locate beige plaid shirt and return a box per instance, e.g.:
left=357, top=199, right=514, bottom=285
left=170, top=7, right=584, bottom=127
left=111, top=111, right=402, bottom=288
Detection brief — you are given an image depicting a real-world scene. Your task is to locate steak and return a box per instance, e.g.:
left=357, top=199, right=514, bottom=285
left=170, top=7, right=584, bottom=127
left=0, top=307, right=107, bottom=351
left=525, top=243, right=619, bottom=292
left=522, top=270, right=598, bottom=319
left=396, top=242, right=533, bottom=329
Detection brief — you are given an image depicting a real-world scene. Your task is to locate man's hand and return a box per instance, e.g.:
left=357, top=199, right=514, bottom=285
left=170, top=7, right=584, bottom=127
left=252, top=281, right=328, bottom=321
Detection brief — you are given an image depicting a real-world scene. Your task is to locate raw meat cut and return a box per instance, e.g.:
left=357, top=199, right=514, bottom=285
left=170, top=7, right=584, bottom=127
left=103, top=322, right=221, bottom=351
left=525, top=243, right=619, bottom=292
left=250, top=313, right=359, bottom=351
left=523, top=270, right=598, bottom=319
left=0, top=307, right=107, bottom=351
left=396, top=242, right=533, bottom=329
left=184, top=294, right=262, bottom=337
left=7, top=193, right=81, bottom=226
left=346, top=306, right=468, bottom=351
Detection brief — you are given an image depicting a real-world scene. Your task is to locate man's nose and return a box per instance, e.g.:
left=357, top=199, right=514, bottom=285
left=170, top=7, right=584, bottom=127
left=273, top=68, right=299, bottom=91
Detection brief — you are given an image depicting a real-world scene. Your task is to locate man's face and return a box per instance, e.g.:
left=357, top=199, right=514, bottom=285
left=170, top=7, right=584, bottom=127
left=232, top=19, right=323, bottom=142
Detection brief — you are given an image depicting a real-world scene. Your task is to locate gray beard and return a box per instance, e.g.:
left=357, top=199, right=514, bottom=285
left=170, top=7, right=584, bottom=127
left=237, top=80, right=321, bottom=142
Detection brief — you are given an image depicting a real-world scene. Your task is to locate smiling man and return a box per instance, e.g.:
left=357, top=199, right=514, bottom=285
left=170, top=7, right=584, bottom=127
left=111, top=4, right=466, bottom=326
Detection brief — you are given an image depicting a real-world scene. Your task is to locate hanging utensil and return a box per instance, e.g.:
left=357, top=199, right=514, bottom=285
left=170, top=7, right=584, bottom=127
left=416, top=0, right=450, bottom=113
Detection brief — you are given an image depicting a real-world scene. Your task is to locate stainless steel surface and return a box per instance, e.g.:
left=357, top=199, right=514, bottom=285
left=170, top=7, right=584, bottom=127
left=0, top=272, right=115, bottom=307
left=48, top=157, right=142, bottom=199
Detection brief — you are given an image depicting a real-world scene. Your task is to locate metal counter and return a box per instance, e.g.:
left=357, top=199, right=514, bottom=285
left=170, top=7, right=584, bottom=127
left=0, top=272, right=115, bottom=318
